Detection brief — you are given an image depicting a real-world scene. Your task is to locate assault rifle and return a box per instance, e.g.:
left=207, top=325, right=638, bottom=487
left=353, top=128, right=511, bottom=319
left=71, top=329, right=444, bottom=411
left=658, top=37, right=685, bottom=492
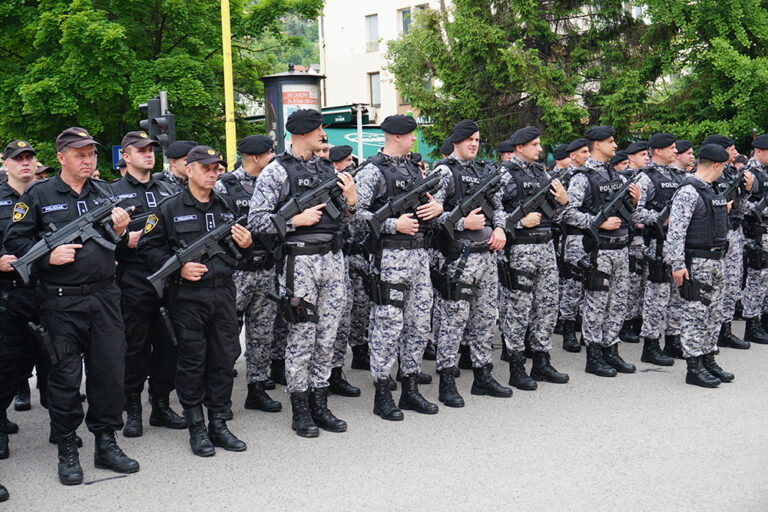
left=11, top=196, right=127, bottom=285
left=271, top=164, right=357, bottom=239
left=722, top=168, right=745, bottom=201
left=505, top=179, right=560, bottom=232
left=441, top=167, right=506, bottom=239
left=582, top=178, right=636, bottom=252
left=367, top=172, right=442, bottom=240
left=147, top=215, right=246, bottom=297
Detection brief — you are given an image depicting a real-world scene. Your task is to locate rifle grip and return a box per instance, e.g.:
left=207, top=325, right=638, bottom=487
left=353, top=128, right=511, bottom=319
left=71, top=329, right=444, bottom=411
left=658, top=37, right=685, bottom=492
left=10, top=261, right=30, bottom=287
left=324, top=201, right=342, bottom=219
left=271, top=215, right=288, bottom=240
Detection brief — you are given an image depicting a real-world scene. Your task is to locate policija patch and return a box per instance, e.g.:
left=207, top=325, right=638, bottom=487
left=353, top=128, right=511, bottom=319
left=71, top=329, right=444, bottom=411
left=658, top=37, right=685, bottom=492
left=12, top=202, right=28, bottom=222
left=144, top=214, right=159, bottom=233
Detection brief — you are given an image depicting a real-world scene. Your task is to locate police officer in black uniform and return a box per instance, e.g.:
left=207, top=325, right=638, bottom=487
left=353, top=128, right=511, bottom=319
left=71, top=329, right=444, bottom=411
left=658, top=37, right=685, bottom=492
left=112, top=131, right=185, bottom=438
left=4, top=127, right=138, bottom=485
left=138, top=145, right=252, bottom=457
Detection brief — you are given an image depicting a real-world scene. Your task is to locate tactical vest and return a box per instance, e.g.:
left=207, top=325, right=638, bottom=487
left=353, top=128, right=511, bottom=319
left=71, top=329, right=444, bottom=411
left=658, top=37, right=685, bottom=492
left=714, top=164, right=744, bottom=223
left=684, top=178, right=728, bottom=250
left=442, top=157, right=494, bottom=225
left=368, top=152, right=427, bottom=239
left=501, top=160, right=554, bottom=231
left=278, top=153, right=341, bottom=237
left=576, top=165, right=630, bottom=237
left=642, top=165, right=683, bottom=211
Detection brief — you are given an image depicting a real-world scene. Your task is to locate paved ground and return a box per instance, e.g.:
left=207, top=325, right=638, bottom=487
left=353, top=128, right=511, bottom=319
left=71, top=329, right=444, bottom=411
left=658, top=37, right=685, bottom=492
left=3, top=322, right=767, bottom=511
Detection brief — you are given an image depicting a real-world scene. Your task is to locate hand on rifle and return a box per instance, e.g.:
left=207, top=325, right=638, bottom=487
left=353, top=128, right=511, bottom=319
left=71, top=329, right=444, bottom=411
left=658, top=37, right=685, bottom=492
left=49, top=244, right=82, bottom=265
left=521, top=212, right=541, bottom=228
left=463, top=207, right=486, bottom=230
left=336, top=172, right=357, bottom=207
left=745, top=171, right=754, bottom=192
left=599, top=216, right=621, bottom=231
left=416, top=193, right=442, bottom=221
left=396, top=213, right=419, bottom=235
left=111, top=206, right=131, bottom=236
left=0, top=254, right=17, bottom=272
left=629, top=183, right=641, bottom=206
left=181, top=262, right=208, bottom=281
left=292, top=204, right=325, bottom=227
left=550, top=179, right=568, bottom=205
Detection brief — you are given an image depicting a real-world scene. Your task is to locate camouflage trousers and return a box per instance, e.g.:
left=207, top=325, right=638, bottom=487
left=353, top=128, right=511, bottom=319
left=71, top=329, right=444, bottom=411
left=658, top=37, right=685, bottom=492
left=741, top=234, right=768, bottom=319
left=368, top=248, right=432, bottom=381
left=332, top=253, right=370, bottom=368
left=722, top=227, right=744, bottom=322
left=639, top=240, right=682, bottom=339
left=626, top=237, right=647, bottom=320
left=278, top=250, right=346, bottom=393
left=500, top=241, right=558, bottom=353
left=558, top=235, right=586, bottom=322
left=681, top=258, right=724, bottom=358
left=434, top=249, right=497, bottom=371
left=234, top=268, right=278, bottom=384
left=272, top=312, right=288, bottom=360
left=582, top=247, right=629, bottom=347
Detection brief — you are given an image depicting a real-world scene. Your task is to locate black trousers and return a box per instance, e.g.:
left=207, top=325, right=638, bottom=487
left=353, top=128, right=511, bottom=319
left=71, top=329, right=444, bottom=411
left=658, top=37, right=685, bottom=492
left=170, top=280, right=240, bottom=412
left=118, top=265, right=177, bottom=397
left=42, top=282, right=126, bottom=436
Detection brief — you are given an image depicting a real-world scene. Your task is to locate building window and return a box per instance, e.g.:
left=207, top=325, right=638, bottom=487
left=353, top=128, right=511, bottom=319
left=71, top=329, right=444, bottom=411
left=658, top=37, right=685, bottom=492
left=366, top=14, right=379, bottom=52
left=369, top=72, right=381, bottom=107
left=399, top=8, right=411, bottom=34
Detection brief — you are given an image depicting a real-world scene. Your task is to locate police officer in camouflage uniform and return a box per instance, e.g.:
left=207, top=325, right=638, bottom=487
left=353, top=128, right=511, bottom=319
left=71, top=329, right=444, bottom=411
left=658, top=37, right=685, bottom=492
left=431, top=120, right=512, bottom=407
left=249, top=109, right=356, bottom=437
left=155, top=140, right=197, bottom=188
left=672, top=140, right=695, bottom=173
left=213, top=135, right=284, bottom=412
left=665, top=144, right=734, bottom=387
left=562, top=126, right=640, bottom=377
left=498, top=127, right=569, bottom=391
left=355, top=114, right=444, bottom=421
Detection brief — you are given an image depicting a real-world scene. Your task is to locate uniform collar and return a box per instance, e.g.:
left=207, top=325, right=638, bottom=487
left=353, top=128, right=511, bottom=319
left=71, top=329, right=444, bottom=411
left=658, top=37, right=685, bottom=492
left=124, top=170, right=155, bottom=188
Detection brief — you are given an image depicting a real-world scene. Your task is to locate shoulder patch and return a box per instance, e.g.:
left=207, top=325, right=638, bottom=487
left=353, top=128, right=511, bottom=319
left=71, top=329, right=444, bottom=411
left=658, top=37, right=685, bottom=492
left=144, top=214, right=159, bottom=233
left=12, top=202, right=29, bottom=222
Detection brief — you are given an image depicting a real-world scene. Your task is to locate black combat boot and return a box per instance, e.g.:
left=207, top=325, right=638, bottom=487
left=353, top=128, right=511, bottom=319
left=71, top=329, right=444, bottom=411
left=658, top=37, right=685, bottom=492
left=762, top=312, right=768, bottom=332
left=702, top=353, right=734, bottom=383
left=149, top=393, right=187, bottom=429
left=57, top=432, right=83, bottom=485
left=471, top=364, right=513, bottom=397
left=530, top=352, right=570, bottom=383
left=350, top=343, right=371, bottom=370
left=718, top=322, right=750, bottom=349
left=13, top=379, right=31, bottom=411
left=423, top=342, right=437, bottom=361
left=685, top=356, right=720, bottom=388
left=452, top=367, right=461, bottom=378
left=663, top=334, right=685, bottom=359
left=554, top=317, right=564, bottom=335
left=523, top=336, right=534, bottom=359
left=602, top=344, right=636, bottom=373
left=270, top=358, right=287, bottom=385
left=641, top=338, right=675, bottom=366
left=437, top=367, right=464, bottom=408
left=4, top=419, right=17, bottom=434
left=0, top=415, right=7, bottom=460
left=562, top=320, right=581, bottom=353
left=0, top=483, right=7, bottom=502
left=122, top=392, right=143, bottom=438
left=585, top=344, right=617, bottom=377
left=500, top=338, right=511, bottom=362
left=244, top=381, right=282, bottom=412
left=395, top=366, right=432, bottom=385
left=49, top=430, right=83, bottom=447
left=263, top=377, right=276, bottom=390
left=208, top=410, right=247, bottom=451
left=184, top=406, right=215, bottom=457
left=618, top=320, right=640, bottom=343
left=458, top=344, right=472, bottom=370
left=398, top=374, right=439, bottom=414
left=328, top=367, right=361, bottom=397
left=289, top=391, right=319, bottom=437
left=373, top=379, right=403, bottom=421
left=387, top=375, right=397, bottom=390
left=308, top=387, right=347, bottom=433
left=508, top=351, right=536, bottom=390
left=744, top=317, right=768, bottom=344
left=94, top=430, right=140, bottom=474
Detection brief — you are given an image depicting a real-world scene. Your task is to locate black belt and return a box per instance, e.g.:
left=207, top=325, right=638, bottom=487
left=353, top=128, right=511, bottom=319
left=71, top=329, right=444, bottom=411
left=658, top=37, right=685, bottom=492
left=381, top=238, right=425, bottom=250
left=685, top=248, right=727, bottom=260
left=178, top=276, right=233, bottom=288
left=598, top=236, right=629, bottom=250
left=236, top=258, right=274, bottom=272
left=283, top=236, right=343, bottom=256
left=565, top=226, right=583, bottom=236
left=43, top=278, right=113, bottom=297
left=467, top=244, right=491, bottom=253
left=508, top=233, right=553, bottom=245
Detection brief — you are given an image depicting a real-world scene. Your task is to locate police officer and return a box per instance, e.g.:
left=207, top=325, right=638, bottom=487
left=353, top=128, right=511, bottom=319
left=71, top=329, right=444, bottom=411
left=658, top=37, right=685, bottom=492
left=430, top=120, right=511, bottom=407
left=354, top=114, right=443, bottom=421
left=214, top=134, right=284, bottom=412
left=497, top=139, right=515, bottom=163
left=156, top=140, right=198, bottom=188
left=665, top=144, right=733, bottom=387
left=249, top=109, right=356, bottom=437
left=610, top=150, right=629, bottom=173
left=138, top=145, right=252, bottom=456
left=673, top=140, right=695, bottom=172
left=562, top=126, right=640, bottom=377
left=551, top=144, right=571, bottom=175
left=112, top=131, right=185, bottom=438
left=498, top=126, right=569, bottom=391
left=4, top=127, right=138, bottom=485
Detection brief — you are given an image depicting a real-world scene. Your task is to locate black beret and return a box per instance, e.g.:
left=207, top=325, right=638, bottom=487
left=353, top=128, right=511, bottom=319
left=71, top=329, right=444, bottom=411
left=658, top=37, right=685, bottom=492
left=584, top=126, right=615, bottom=141
left=497, top=139, right=515, bottom=153
left=508, top=126, right=539, bottom=146
left=448, top=119, right=480, bottom=143
left=286, top=109, right=323, bottom=135
left=165, top=140, right=198, bottom=159
left=702, top=134, right=735, bottom=148
left=121, top=131, right=159, bottom=151
left=186, top=145, right=226, bottom=166
left=625, top=141, right=649, bottom=155
left=566, top=138, right=588, bottom=153
left=698, top=143, right=729, bottom=163
left=3, top=140, right=36, bottom=159
left=410, top=152, right=422, bottom=163
left=440, top=140, right=453, bottom=155
left=752, top=134, right=768, bottom=149
left=675, top=140, right=693, bottom=153
left=552, top=144, right=570, bottom=161
left=649, top=133, right=676, bottom=149
left=56, top=127, right=100, bottom=153
left=329, top=145, right=353, bottom=162
left=610, top=150, right=629, bottom=165
left=237, top=135, right=273, bottom=155
left=380, top=114, right=417, bottom=135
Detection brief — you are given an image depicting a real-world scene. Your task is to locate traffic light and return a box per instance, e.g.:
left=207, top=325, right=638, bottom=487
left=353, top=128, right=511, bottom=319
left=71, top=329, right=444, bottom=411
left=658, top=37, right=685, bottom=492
left=138, top=95, right=176, bottom=147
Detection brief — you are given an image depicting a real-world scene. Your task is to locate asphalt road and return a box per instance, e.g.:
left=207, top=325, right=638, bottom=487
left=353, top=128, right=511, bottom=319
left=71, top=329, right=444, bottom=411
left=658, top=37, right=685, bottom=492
left=3, top=322, right=767, bottom=511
